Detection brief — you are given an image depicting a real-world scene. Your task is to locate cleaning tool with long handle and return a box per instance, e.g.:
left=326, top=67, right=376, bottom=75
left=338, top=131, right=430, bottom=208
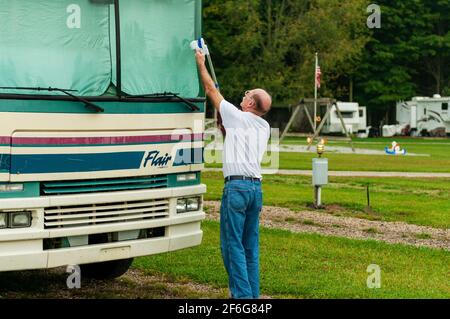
left=190, top=38, right=219, bottom=90
left=191, top=38, right=225, bottom=136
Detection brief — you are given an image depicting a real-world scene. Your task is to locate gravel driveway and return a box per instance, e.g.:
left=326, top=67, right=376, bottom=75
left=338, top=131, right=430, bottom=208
left=204, top=201, right=450, bottom=250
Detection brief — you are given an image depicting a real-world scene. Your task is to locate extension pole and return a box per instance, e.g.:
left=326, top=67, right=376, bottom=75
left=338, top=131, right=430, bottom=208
left=314, top=52, right=318, bottom=133
left=206, top=55, right=219, bottom=90
left=205, top=49, right=219, bottom=123
left=192, top=38, right=220, bottom=121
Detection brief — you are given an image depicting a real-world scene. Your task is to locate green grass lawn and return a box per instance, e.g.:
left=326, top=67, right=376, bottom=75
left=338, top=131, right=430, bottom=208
left=282, top=136, right=450, bottom=145
left=276, top=152, right=450, bottom=172
left=134, top=221, right=450, bottom=298
left=205, top=137, right=450, bottom=172
left=202, top=172, right=450, bottom=228
left=281, top=136, right=450, bottom=148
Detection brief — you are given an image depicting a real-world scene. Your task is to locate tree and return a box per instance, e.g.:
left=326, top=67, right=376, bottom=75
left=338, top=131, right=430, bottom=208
left=354, top=0, right=450, bottom=125
left=202, top=0, right=369, bottom=106
left=414, top=0, right=450, bottom=95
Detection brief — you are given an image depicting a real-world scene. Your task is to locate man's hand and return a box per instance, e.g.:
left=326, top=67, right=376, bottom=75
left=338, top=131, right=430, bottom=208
left=195, top=49, right=206, bottom=67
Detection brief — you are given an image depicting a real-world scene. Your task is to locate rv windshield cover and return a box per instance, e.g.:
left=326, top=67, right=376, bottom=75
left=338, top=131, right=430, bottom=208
left=0, top=0, right=200, bottom=97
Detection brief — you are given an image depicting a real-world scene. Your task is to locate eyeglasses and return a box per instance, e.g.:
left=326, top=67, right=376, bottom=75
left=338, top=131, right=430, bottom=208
left=244, top=90, right=254, bottom=100
left=244, top=90, right=257, bottom=110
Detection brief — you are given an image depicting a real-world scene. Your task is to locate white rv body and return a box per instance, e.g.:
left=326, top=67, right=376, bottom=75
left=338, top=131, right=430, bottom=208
left=322, top=102, right=368, bottom=136
left=396, top=95, right=450, bottom=136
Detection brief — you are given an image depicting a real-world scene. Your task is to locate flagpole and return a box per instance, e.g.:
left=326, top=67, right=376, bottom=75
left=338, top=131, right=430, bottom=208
left=314, top=52, right=318, bottom=132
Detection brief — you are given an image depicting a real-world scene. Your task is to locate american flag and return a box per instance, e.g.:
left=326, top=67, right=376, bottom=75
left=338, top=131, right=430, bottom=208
left=315, top=65, right=321, bottom=89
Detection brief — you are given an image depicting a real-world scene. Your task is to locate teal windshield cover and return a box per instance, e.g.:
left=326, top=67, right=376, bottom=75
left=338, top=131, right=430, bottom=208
left=0, top=0, right=112, bottom=96
left=0, top=0, right=201, bottom=97
left=113, top=0, right=199, bottom=97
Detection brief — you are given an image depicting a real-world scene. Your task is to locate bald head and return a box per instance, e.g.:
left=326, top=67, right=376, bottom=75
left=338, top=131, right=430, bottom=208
left=251, top=88, right=272, bottom=115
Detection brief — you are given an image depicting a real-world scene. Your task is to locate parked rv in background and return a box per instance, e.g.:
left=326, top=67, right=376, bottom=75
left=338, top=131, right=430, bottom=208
left=322, top=102, right=370, bottom=137
left=385, top=95, right=450, bottom=137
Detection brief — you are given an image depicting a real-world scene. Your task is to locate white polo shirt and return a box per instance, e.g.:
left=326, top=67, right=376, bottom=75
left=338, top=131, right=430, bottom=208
left=220, top=99, right=270, bottom=179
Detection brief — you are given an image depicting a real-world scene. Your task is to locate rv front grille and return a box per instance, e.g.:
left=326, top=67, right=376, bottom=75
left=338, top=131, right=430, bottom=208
left=41, top=175, right=168, bottom=195
left=44, top=198, right=170, bottom=229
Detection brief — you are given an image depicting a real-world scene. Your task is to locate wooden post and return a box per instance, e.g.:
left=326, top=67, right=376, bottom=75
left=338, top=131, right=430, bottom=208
left=334, top=103, right=355, bottom=152
left=306, top=104, right=332, bottom=151
left=280, top=104, right=301, bottom=141
left=304, top=106, right=315, bottom=131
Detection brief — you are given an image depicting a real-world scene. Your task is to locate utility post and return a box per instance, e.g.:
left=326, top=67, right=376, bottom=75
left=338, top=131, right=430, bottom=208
left=312, top=139, right=328, bottom=208
left=314, top=52, right=319, bottom=133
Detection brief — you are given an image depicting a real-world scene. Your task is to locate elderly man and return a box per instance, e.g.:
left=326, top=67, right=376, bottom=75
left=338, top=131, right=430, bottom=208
left=195, top=49, right=272, bottom=299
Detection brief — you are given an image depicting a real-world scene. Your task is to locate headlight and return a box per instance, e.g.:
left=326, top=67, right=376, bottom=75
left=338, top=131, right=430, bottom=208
left=186, top=197, right=200, bottom=211
left=0, top=184, right=24, bottom=192
left=176, top=173, right=197, bottom=182
left=186, top=173, right=197, bottom=181
left=0, top=213, right=7, bottom=229
left=9, top=211, right=32, bottom=228
left=176, top=198, right=187, bottom=213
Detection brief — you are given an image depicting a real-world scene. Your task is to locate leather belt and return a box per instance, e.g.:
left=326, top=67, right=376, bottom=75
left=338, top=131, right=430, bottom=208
left=224, top=175, right=261, bottom=183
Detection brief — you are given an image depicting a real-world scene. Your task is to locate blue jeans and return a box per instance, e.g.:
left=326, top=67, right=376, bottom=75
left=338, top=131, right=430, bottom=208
left=220, top=179, right=263, bottom=299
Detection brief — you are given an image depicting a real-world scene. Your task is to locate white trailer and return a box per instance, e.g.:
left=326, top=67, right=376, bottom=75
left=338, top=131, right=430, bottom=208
left=322, top=102, right=369, bottom=136
left=396, top=95, right=450, bottom=136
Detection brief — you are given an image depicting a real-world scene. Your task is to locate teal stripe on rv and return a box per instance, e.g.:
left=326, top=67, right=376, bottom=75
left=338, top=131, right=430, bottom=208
left=11, top=152, right=145, bottom=174
left=173, top=148, right=204, bottom=166
left=0, top=154, right=10, bottom=171
left=4, top=148, right=203, bottom=174
left=0, top=99, right=204, bottom=114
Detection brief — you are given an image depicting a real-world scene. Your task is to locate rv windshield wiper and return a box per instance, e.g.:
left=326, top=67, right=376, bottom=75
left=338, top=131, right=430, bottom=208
left=0, top=86, right=104, bottom=113
left=127, top=91, right=200, bottom=111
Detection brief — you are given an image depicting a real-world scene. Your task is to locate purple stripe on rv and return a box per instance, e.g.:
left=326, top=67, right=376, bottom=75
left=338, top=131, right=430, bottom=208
left=9, top=133, right=204, bottom=146
left=0, top=137, right=11, bottom=144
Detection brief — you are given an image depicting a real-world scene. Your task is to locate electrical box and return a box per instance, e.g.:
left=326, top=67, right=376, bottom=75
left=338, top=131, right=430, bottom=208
left=312, top=158, right=328, bottom=186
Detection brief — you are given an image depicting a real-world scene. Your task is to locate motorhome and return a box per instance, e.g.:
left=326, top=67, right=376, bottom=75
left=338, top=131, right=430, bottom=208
left=321, top=102, right=369, bottom=136
left=0, top=0, right=206, bottom=278
left=395, top=95, right=450, bottom=136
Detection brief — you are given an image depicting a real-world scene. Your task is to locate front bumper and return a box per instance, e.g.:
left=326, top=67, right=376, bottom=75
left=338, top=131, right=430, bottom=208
left=0, top=184, right=206, bottom=272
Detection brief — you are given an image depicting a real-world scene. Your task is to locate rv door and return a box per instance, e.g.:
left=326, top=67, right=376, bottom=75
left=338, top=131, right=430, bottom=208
left=358, top=107, right=367, bottom=131
left=410, top=105, right=417, bottom=129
